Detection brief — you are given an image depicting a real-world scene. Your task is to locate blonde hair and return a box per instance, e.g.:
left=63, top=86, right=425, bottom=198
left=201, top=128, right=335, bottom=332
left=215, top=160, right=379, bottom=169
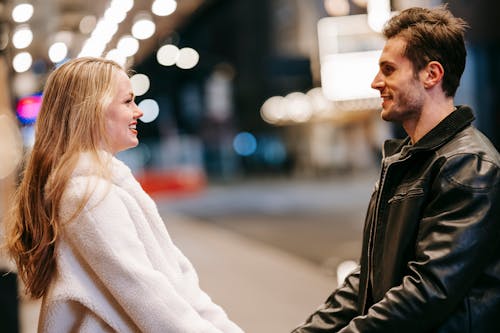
left=4, top=57, right=124, bottom=299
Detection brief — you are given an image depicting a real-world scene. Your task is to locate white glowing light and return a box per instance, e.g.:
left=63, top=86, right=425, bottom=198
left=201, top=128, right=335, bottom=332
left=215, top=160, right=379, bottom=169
left=132, top=17, right=156, bottom=40
left=104, top=6, right=127, bottom=24
left=92, top=19, right=118, bottom=43
left=324, top=0, right=350, bottom=16
left=117, top=35, right=139, bottom=57
left=285, top=92, right=313, bottom=123
left=12, top=26, right=33, bottom=49
left=105, top=49, right=127, bottom=67
left=110, top=0, right=134, bottom=13
left=307, top=87, right=332, bottom=116
left=367, top=0, right=391, bottom=32
left=130, top=74, right=150, bottom=96
left=260, top=96, right=287, bottom=124
left=157, top=44, right=179, bottom=66
left=321, top=50, right=381, bottom=101
left=48, top=42, right=68, bottom=63
left=176, top=47, right=199, bottom=69
left=12, top=3, right=34, bottom=23
left=152, top=0, right=177, bottom=16
left=78, top=0, right=134, bottom=58
left=79, top=38, right=107, bottom=57
left=138, top=99, right=160, bottom=123
left=13, top=52, right=32, bottom=73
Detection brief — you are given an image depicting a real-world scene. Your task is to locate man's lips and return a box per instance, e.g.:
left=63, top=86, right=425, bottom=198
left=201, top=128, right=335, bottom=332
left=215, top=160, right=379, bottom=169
left=380, top=95, right=392, bottom=108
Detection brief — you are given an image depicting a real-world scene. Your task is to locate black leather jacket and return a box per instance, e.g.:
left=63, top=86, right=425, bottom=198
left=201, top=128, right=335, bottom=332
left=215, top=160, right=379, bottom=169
left=293, top=106, right=500, bottom=333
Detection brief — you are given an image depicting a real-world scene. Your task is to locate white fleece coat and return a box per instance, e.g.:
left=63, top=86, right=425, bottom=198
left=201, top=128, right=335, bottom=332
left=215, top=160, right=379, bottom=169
left=38, top=153, right=244, bottom=333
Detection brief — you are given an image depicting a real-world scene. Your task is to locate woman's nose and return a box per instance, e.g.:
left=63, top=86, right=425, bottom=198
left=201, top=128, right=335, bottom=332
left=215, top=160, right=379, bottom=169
left=134, top=104, right=144, bottom=119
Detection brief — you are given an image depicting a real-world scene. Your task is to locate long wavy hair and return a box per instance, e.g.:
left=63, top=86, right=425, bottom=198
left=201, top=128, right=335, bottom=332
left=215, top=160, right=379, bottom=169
left=4, top=57, right=123, bottom=299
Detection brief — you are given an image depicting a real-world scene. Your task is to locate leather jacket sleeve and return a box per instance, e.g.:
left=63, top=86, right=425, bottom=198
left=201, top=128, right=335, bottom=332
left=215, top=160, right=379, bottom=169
left=291, top=266, right=361, bottom=332
left=336, top=153, right=500, bottom=332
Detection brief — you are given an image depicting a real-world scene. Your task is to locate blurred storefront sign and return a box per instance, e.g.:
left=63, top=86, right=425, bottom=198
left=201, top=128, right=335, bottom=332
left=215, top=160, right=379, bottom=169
left=317, top=14, right=385, bottom=104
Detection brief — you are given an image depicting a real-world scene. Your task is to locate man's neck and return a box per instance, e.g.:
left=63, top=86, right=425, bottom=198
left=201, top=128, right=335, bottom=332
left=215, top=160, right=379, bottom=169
left=404, top=98, right=455, bottom=144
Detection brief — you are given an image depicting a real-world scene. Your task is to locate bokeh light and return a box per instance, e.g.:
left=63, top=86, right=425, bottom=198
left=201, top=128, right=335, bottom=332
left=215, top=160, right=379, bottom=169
left=157, top=44, right=179, bottom=66
left=117, top=35, right=139, bottom=57
left=176, top=47, right=199, bottom=69
left=260, top=96, right=286, bottom=124
left=367, top=0, right=391, bottom=32
left=105, top=49, right=127, bottom=67
left=324, top=0, right=350, bottom=16
left=13, top=52, right=32, bottom=73
left=152, top=0, right=177, bottom=16
left=12, top=25, right=33, bottom=49
left=12, top=3, right=34, bottom=23
left=48, top=42, right=68, bottom=63
left=132, top=15, right=156, bottom=40
left=130, top=73, right=150, bottom=96
left=233, top=132, right=257, bottom=156
left=138, top=99, right=159, bottom=123
left=285, top=92, right=313, bottom=123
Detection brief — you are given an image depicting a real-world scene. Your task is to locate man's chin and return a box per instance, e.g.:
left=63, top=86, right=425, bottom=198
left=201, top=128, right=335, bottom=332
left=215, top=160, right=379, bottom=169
left=380, top=109, right=392, bottom=122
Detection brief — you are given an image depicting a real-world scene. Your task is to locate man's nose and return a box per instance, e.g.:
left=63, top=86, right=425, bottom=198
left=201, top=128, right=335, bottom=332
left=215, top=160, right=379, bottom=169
left=371, top=72, right=383, bottom=90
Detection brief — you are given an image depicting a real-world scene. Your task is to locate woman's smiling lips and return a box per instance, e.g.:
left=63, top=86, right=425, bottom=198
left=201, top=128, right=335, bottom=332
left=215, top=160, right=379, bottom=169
left=128, top=122, right=137, bottom=134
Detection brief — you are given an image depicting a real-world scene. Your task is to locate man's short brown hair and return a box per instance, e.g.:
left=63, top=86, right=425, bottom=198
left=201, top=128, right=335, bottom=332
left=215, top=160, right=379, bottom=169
left=383, top=6, right=469, bottom=97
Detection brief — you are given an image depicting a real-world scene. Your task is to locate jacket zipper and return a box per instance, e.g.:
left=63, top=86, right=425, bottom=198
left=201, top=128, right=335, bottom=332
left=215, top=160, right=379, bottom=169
left=363, top=158, right=388, bottom=313
left=363, top=150, right=412, bottom=313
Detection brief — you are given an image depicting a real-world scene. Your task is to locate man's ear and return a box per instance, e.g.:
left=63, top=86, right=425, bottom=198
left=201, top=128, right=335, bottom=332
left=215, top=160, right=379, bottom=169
left=422, top=61, right=444, bottom=89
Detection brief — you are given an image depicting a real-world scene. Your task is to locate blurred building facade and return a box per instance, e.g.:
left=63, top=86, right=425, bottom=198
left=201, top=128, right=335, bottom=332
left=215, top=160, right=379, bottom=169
left=129, top=0, right=500, bottom=179
left=0, top=0, right=498, bottom=182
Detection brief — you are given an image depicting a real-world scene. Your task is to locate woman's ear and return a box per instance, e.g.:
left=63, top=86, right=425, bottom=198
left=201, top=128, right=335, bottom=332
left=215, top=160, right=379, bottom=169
left=422, top=61, right=444, bottom=89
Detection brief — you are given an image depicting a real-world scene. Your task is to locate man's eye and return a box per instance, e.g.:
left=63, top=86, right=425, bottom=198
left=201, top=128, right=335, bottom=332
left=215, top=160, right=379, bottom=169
left=382, top=66, right=394, bottom=75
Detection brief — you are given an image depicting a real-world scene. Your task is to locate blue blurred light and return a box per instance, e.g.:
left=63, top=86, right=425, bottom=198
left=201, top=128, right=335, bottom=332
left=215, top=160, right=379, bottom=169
left=233, top=131, right=257, bottom=156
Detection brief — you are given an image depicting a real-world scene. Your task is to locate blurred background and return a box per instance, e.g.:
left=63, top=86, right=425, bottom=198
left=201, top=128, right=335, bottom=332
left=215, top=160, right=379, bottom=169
left=0, top=0, right=498, bottom=332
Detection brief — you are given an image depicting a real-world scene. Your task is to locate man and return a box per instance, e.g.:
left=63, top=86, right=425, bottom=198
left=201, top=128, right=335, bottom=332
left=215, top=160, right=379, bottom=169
left=292, top=6, right=500, bottom=333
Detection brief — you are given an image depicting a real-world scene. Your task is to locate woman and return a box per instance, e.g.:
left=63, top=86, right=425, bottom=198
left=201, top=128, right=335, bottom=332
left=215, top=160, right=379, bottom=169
left=4, top=57, right=243, bottom=332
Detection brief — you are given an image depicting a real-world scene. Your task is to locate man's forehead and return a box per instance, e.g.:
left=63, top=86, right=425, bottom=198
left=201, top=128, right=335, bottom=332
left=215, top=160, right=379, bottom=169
left=379, top=37, right=408, bottom=63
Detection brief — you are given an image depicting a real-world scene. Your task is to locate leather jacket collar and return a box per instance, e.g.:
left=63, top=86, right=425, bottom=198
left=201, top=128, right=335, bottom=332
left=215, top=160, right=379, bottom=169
left=383, top=105, right=475, bottom=159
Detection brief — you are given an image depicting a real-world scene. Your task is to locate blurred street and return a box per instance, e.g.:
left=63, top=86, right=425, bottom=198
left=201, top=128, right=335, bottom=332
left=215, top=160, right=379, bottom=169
left=20, top=168, right=378, bottom=333
left=159, top=169, right=377, bottom=271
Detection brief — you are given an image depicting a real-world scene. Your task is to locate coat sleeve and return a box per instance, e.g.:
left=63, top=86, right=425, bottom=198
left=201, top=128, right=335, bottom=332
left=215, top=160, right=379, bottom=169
left=337, top=153, right=500, bottom=332
left=291, top=266, right=361, bottom=332
left=61, top=177, right=243, bottom=333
